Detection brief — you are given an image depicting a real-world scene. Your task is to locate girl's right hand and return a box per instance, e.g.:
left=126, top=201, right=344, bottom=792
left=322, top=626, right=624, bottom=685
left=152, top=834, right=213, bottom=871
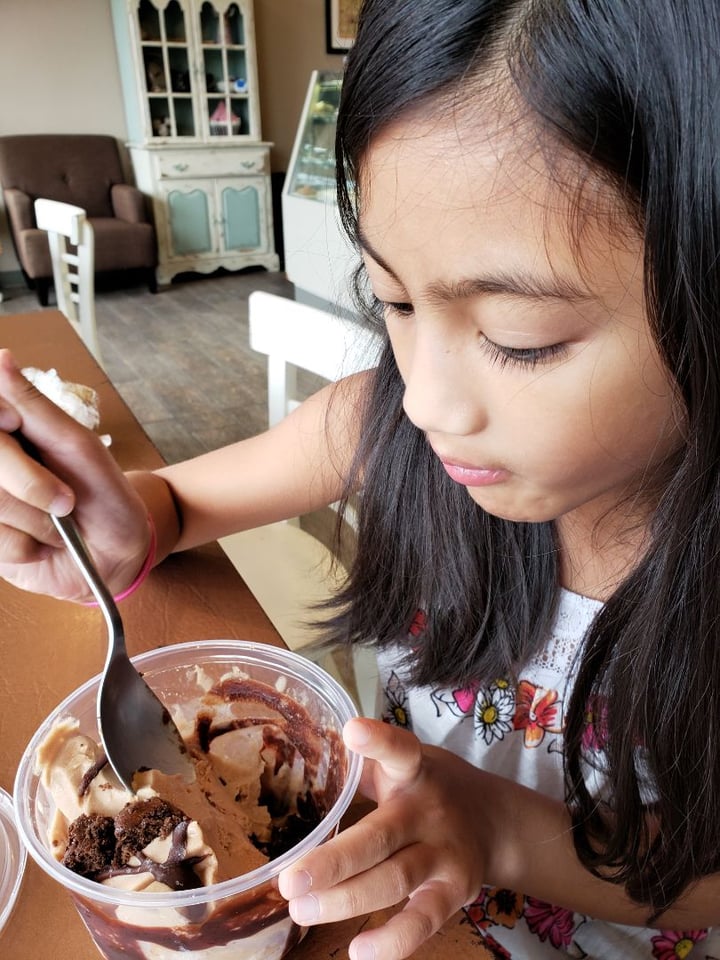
left=0, top=350, right=151, bottom=602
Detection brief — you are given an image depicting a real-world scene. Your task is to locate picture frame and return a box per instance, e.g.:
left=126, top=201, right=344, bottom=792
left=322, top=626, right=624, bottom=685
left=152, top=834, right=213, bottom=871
left=325, top=0, right=361, bottom=54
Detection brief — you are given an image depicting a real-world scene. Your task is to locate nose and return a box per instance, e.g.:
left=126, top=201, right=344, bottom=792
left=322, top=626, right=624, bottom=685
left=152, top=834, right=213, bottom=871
left=399, top=324, right=488, bottom=437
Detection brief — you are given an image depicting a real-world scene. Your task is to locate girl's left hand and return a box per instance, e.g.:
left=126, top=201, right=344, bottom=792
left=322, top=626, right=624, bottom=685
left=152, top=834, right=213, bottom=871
left=278, top=718, right=488, bottom=960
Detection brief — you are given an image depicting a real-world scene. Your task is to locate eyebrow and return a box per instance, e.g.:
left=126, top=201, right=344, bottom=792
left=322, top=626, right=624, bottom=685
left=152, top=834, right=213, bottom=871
left=358, top=226, right=593, bottom=304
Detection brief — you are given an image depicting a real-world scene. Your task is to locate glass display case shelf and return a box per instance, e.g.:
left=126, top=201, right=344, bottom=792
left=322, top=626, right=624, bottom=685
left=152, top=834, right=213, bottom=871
left=283, top=70, right=358, bottom=315
left=286, top=70, right=342, bottom=203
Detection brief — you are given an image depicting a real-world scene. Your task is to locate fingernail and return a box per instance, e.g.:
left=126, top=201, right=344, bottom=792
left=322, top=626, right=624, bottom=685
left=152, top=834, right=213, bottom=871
left=352, top=941, right=376, bottom=960
left=0, top=407, right=21, bottom=431
left=346, top=719, right=371, bottom=746
left=50, top=491, right=74, bottom=516
left=291, top=894, right=320, bottom=924
left=287, top=869, right=312, bottom=897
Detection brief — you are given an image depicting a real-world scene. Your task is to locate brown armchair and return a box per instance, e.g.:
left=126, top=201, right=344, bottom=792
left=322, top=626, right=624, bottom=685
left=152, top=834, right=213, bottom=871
left=0, top=134, right=157, bottom=304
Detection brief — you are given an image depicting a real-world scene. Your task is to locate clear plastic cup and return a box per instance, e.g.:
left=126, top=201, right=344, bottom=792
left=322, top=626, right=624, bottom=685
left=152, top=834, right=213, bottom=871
left=0, top=786, right=26, bottom=935
left=14, top=640, right=362, bottom=960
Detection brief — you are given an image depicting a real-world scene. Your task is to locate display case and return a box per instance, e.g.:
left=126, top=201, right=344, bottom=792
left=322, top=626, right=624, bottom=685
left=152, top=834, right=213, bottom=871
left=111, top=0, right=278, bottom=286
left=282, top=71, right=357, bottom=314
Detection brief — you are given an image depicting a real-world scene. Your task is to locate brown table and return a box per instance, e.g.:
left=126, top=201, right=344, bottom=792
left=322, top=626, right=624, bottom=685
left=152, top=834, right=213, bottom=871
left=0, top=310, right=475, bottom=960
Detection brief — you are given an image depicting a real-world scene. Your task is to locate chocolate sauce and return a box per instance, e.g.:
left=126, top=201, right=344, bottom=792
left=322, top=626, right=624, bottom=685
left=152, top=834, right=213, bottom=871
left=62, top=676, right=349, bottom=958
left=95, top=821, right=205, bottom=891
left=191, top=678, right=342, bottom=860
left=73, top=880, right=301, bottom=959
left=78, top=752, right=108, bottom=797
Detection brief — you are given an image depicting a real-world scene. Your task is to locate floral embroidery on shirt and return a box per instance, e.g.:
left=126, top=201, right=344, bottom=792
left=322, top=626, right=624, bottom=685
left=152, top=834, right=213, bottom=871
left=463, top=891, right=514, bottom=958
left=474, top=682, right=516, bottom=745
left=513, top=680, right=564, bottom=748
left=524, top=896, right=578, bottom=949
left=484, top=887, right=524, bottom=929
left=382, top=670, right=411, bottom=727
left=650, top=929, right=707, bottom=959
left=407, top=609, right=427, bottom=639
left=581, top=693, right=609, bottom=752
left=464, top=888, right=586, bottom=957
left=430, top=682, right=480, bottom=718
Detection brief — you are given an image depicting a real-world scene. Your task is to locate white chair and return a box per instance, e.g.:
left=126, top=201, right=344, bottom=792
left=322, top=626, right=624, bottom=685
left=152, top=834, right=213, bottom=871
left=33, top=198, right=103, bottom=367
left=219, top=290, right=383, bottom=714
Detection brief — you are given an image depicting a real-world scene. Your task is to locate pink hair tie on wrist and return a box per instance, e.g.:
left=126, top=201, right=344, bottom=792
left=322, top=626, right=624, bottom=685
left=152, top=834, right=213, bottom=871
left=82, top=514, right=157, bottom=606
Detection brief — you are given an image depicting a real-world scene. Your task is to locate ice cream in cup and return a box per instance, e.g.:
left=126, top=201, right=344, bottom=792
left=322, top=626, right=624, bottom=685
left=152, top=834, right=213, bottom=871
left=13, top=640, right=362, bottom=960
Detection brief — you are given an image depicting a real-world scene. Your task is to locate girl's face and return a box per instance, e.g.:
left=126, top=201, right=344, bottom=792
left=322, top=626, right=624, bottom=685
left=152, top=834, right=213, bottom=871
left=359, top=110, right=683, bottom=530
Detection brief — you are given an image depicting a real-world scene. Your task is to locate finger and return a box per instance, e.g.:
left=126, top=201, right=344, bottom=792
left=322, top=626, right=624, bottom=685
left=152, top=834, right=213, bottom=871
left=0, top=350, right=88, bottom=453
left=279, top=797, right=416, bottom=900
left=285, top=842, right=438, bottom=927
left=0, top=429, right=75, bottom=515
left=349, top=879, right=462, bottom=960
left=344, top=718, right=424, bottom=787
left=0, top=398, right=21, bottom=433
left=0, top=351, right=132, bottom=515
left=0, top=523, right=56, bottom=564
left=0, top=488, right=65, bottom=555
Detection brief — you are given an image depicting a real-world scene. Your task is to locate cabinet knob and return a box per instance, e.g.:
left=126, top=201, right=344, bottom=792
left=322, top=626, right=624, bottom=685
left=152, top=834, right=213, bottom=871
left=241, top=161, right=256, bottom=170
left=173, top=163, right=189, bottom=172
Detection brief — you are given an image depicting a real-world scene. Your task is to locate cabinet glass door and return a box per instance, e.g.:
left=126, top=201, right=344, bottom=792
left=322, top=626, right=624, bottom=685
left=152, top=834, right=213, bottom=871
left=137, top=0, right=197, bottom=138
left=165, top=184, right=214, bottom=255
left=196, top=1, right=252, bottom=138
left=220, top=181, right=261, bottom=250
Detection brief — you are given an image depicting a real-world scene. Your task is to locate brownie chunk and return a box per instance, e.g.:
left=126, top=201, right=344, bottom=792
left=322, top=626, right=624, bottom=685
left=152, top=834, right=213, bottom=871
left=63, top=813, right=116, bottom=877
left=114, top=797, right=187, bottom=865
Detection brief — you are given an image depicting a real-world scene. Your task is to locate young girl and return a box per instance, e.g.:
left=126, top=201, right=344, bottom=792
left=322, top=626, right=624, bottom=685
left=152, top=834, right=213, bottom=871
left=2, top=0, right=720, bottom=957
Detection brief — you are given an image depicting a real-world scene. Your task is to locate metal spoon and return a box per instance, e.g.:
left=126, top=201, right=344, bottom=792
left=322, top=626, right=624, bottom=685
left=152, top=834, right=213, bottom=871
left=52, top=513, right=195, bottom=790
left=14, top=431, right=193, bottom=790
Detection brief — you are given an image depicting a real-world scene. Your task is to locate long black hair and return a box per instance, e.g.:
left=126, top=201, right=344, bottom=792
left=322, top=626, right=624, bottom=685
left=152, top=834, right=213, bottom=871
left=327, top=0, right=720, bottom=920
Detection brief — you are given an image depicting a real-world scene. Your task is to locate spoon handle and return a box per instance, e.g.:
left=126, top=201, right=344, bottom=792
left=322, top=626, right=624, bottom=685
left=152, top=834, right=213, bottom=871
left=50, top=513, right=125, bottom=651
left=12, top=431, right=125, bottom=653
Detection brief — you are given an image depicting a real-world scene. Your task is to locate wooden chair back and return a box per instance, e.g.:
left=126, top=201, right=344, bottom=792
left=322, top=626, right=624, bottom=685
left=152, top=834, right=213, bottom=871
left=34, top=198, right=103, bottom=367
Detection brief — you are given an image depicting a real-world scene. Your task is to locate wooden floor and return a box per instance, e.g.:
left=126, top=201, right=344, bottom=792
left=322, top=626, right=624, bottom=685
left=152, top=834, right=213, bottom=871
left=0, top=269, right=295, bottom=464
left=1, top=268, right=381, bottom=713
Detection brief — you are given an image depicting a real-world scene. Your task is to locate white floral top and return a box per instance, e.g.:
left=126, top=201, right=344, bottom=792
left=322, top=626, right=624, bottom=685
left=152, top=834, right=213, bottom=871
left=376, top=588, right=720, bottom=959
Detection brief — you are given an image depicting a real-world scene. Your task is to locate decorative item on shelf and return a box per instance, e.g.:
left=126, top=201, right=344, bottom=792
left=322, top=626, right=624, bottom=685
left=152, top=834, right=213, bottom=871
left=145, top=56, right=167, bottom=92
left=151, top=116, right=172, bottom=137
left=220, top=8, right=237, bottom=45
left=217, top=77, right=247, bottom=94
left=171, top=69, right=190, bottom=92
left=209, top=101, right=241, bottom=136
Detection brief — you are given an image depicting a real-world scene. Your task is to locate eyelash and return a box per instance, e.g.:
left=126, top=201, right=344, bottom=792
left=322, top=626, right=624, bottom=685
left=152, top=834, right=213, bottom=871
left=377, top=299, right=569, bottom=370
left=479, top=339, right=569, bottom=370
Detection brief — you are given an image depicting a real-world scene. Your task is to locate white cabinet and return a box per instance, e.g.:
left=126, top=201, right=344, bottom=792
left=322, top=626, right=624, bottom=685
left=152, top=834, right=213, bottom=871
left=111, top=0, right=278, bottom=285
left=282, top=71, right=357, bottom=314
left=130, top=144, right=277, bottom=284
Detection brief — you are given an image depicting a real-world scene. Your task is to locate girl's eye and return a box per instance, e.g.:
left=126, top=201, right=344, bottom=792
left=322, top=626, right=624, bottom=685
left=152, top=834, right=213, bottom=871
left=480, top=336, right=568, bottom=370
left=375, top=296, right=414, bottom=317
left=373, top=296, right=568, bottom=369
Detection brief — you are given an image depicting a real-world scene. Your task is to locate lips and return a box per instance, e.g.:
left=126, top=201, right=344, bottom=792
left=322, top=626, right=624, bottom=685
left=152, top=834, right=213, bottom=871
left=428, top=440, right=510, bottom=487
left=440, top=460, right=508, bottom=486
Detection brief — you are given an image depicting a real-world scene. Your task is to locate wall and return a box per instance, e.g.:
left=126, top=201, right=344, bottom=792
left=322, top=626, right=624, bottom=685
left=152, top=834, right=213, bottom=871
left=0, top=0, right=344, bottom=279
left=255, top=0, right=340, bottom=168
